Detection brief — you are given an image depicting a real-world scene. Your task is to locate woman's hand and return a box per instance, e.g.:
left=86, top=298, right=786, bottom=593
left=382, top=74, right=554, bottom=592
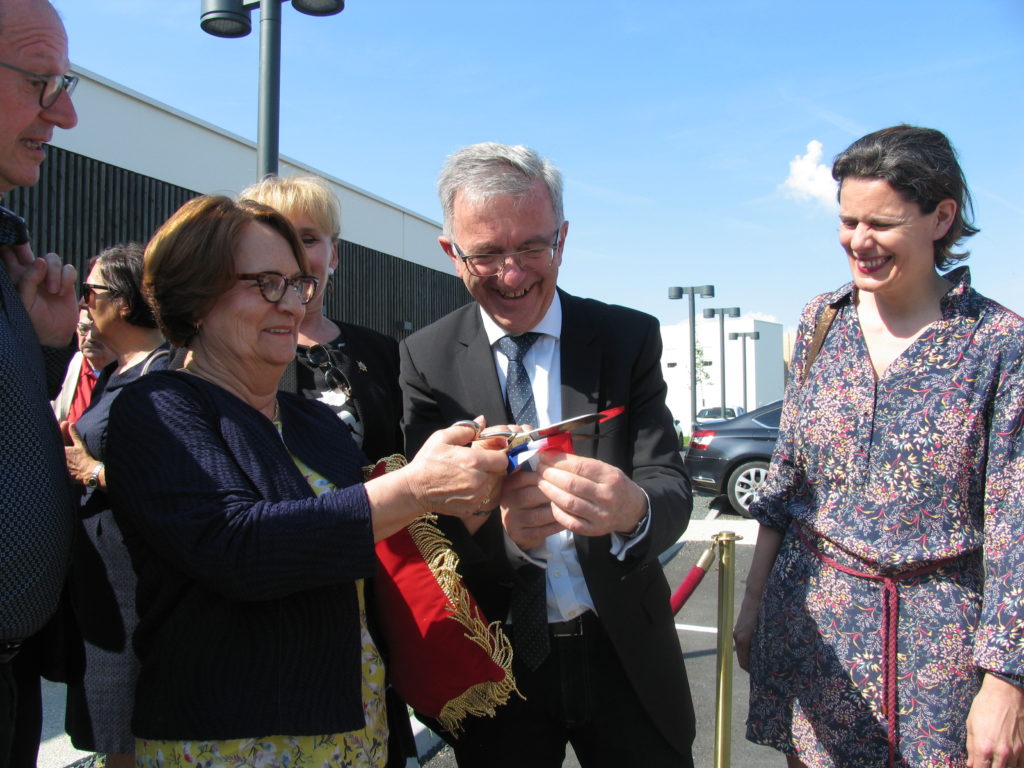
left=733, top=597, right=760, bottom=672
left=966, top=673, right=1024, bottom=768
left=63, top=422, right=102, bottom=487
left=364, top=417, right=510, bottom=541
left=402, top=417, right=508, bottom=518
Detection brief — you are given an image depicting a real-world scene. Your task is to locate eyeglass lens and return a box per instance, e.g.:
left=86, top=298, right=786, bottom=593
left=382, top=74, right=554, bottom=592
left=306, top=345, right=352, bottom=396
left=241, top=272, right=317, bottom=304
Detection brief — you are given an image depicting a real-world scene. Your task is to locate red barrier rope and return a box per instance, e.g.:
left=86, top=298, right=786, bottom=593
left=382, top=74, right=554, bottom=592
left=670, top=542, right=717, bottom=614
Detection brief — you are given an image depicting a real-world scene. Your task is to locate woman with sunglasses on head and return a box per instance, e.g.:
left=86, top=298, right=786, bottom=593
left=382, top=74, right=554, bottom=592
left=61, top=243, right=168, bottom=768
left=240, top=175, right=403, bottom=464
left=102, top=196, right=507, bottom=768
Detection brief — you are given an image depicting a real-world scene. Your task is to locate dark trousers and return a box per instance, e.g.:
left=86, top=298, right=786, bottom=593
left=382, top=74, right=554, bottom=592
left=448, top=613, right=693, bottom=768
left=0, top=652, right=41, bottom=768
left=0, top=661, right=14, bottom=768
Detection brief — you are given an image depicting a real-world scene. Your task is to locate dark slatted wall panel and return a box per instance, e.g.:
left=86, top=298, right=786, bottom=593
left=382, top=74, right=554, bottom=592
left=6, top=145, right=468, bottom=340
left=318, top=239, right=471, bottom=342
left=7, top=146, right=199, bottom=275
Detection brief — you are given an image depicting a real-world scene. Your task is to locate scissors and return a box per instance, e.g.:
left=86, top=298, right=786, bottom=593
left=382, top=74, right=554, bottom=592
left=455, top=406, right=625, bottom=453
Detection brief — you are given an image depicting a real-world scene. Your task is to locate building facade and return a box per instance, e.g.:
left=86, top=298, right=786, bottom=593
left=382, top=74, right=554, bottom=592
left=6, top=66, right=468, bottom=340
left=661, top=316, right=785, bottom=435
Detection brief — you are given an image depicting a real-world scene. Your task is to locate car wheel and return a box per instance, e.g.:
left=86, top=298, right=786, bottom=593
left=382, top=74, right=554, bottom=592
left=726, top=460, right=769, bottom=517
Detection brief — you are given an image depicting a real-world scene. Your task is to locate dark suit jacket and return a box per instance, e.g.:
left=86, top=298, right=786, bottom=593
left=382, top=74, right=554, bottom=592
left=399, top=289, right=695, bottom=754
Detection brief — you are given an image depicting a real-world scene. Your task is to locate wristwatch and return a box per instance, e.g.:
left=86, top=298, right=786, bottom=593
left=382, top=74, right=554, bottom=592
left=86, top=463, right=104, bottom=489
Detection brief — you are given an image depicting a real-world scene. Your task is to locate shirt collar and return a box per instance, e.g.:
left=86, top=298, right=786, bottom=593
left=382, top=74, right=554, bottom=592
left=480, top=291, right=563, bottom=346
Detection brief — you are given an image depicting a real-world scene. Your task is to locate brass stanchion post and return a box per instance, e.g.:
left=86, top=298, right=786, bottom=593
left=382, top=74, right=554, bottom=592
left=713, top=531, right=742, bottom=768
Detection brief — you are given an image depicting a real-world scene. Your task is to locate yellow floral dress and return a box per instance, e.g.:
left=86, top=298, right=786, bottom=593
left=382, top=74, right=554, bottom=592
left=135, top=449, right=388, bottom=768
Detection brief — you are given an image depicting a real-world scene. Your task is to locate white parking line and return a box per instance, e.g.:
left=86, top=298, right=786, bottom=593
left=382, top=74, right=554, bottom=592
left=676, top=623, right=717, bottom=634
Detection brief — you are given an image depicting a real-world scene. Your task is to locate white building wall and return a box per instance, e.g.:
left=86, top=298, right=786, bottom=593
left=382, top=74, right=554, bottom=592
left=54, top=67, right=448, bottom=273
left=661, top=316, right=784, bottom=435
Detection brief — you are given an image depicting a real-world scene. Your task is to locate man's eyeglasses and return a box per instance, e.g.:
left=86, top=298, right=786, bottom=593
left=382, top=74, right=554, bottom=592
left=0, top=60, right=78, bottom=109
left=81, top=283, right=111, bottom=302
left=305, top=344, right=353, bottom=397
left=451, top=227, right=563, bottom=277
left=237, top=272, right=318, bottom=305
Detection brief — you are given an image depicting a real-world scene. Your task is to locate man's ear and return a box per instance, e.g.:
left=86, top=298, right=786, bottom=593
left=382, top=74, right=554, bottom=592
left=439, top=235, right=462, bottom=274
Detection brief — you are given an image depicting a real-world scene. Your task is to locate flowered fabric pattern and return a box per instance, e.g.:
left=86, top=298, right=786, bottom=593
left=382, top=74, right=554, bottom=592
left=747, top=268, right=1024, bottom=768
left=135, top=449, right=388, bottom=768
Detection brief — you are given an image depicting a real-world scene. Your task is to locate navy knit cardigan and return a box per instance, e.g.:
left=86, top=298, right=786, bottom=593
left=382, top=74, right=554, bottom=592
left=106, top=370, right=377, bottom=740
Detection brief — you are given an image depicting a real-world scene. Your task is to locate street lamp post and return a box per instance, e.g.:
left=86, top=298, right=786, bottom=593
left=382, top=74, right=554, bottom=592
left=200, top=0, right=344, bottom=180
left=703, top=307, right=740, bottom=418
left=727, top=330, right=760, bottom=411
left=668, top=284, right=715, bottom=432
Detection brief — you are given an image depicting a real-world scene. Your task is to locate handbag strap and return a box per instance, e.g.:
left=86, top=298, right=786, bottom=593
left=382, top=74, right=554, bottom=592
left=141, top=348, right=169, bottom=376
left=803, top=303, right=838, bottom=379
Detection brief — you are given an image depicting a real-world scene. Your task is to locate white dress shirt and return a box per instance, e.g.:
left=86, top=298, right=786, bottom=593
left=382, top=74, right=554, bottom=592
left=480, top=294, right=650, bottom=622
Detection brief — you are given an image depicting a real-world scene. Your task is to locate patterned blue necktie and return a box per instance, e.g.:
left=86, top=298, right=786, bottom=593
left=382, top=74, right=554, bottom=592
left=496, top=332, right=549, bottom=669
left=497, top=332, right=540, bottom=428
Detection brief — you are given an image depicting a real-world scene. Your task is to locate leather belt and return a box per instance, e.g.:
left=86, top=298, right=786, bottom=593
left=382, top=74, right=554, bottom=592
left=0, top=640, right=23, bottom=664
left=549, top=611, right=595, bottom=638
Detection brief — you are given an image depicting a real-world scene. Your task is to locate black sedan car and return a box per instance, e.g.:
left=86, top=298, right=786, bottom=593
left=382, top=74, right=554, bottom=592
left=683, top=400, right=782, bottom=516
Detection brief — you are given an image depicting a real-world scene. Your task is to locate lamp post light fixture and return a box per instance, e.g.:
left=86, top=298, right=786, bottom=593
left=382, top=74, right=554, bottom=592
left=727, top=330, right=760, bottom=411
left=668, top=284, right=715, bottom=433
left=703, top=306, right=741, bottom=418
left=200, top=0, right=345, bottom=180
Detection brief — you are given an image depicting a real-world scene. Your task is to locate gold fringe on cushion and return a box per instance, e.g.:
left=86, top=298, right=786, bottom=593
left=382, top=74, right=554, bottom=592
left=366, top=454, right=521, bottom=734
left=406, top=513, right=521, bottom=734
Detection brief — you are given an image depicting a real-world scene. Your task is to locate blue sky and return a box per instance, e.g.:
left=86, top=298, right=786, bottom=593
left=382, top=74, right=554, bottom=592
left=55, top=0, right=1024, bottom=331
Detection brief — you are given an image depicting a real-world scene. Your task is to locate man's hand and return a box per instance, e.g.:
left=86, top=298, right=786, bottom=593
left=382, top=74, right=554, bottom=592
left=1, top=244, right=78, bottom=346
left=499, top=469, right=564, bottom=550
left=966, top=673, right=1024, bottom=768
left=534, top=451, right=647, bottom=537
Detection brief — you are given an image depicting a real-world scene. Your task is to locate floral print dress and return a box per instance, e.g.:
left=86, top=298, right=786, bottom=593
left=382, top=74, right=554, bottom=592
left=747, top=268, right=1024, bottom=768
left=135, top=446, right=388, bottom=768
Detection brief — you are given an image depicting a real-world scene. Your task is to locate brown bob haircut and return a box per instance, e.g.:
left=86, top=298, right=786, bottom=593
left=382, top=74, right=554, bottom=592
left=144, top=195, right=311, bottom=347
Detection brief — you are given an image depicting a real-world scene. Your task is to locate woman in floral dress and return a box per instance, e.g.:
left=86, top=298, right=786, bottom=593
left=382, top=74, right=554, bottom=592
left=734, top=125, right=1024, bottom=768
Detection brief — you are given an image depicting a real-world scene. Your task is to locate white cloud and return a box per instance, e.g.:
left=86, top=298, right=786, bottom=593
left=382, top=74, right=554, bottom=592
left=747, top=311, right=779, bottom=324
left=781, top=140, right=838, bottom=211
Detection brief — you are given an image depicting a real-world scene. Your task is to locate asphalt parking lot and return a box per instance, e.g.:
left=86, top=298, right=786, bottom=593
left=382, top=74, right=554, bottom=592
left=38, top=491, right=785, bottom=768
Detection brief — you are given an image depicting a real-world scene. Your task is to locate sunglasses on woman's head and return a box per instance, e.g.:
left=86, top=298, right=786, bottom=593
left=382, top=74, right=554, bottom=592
left=305, top=344, right=353, bottom=397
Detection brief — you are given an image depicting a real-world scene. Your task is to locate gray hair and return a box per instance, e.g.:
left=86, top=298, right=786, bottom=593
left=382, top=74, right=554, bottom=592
left=437, top=142, right=564, bottom=237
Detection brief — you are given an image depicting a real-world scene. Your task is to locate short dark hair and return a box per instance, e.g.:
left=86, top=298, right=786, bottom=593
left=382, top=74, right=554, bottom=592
left=92, top=243, right=155, bottom=328
left=144, top=195, right=310, bottom=347
left=832, top=125, right=979, bottom=269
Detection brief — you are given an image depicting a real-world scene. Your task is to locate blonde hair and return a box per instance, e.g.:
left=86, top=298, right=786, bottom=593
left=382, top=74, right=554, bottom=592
left=239, top=175, right=341, bottom=241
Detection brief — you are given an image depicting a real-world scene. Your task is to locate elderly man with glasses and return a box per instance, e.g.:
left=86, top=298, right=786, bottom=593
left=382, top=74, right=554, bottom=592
left=399, top=143, right=696, bottom=768
left=0, top=1, right=79, bottom=767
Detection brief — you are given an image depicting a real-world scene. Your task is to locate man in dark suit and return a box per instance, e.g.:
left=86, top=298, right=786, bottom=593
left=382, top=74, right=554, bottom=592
left=0, top=1, right=80, bottom=766
left=400, top=143, right=695, bottom=767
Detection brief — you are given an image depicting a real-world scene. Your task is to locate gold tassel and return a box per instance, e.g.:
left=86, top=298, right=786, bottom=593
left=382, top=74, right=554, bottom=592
left=367, top=454, right=521, bottom=734
left=406, top=514, right=521, bottom=734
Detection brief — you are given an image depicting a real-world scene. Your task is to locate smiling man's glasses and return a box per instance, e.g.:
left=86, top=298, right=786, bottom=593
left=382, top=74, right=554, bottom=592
left=451, top=227, right=563, bottom=277
left=237, top=272, right=318, bottom=305
left=0, top=61, right=78, bottom=109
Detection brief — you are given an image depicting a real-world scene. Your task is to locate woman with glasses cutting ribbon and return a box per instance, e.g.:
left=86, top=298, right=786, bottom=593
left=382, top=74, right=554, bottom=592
left=240, top=175, right=403, bottom=464
left=101, top=195, right=507, bottom=768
